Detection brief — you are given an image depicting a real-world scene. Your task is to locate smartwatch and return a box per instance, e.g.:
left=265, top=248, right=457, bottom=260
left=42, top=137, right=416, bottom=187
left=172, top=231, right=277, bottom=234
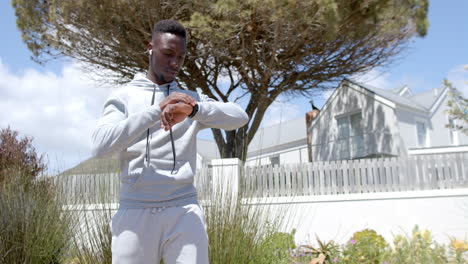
left=188, top=103, right=199, bottom=118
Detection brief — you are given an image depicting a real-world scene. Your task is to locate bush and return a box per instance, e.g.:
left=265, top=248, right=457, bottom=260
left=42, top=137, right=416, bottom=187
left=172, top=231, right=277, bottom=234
left=0, top=127, right=46, bottom=185
left=448, top=238, right=468, bottom=264
left=341, top=229, right=391, bottom=264
left=390, top=225, right=447, bottom=264
left=292, top=236, right=340, bottom=264
left=257, top=229, right=296, bottom=264
left=0, top=173, right=74, bottom=263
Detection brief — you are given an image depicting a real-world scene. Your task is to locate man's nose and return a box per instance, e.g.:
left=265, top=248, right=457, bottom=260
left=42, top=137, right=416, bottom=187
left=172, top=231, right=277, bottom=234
left=169, top=57, right=178, bottom=67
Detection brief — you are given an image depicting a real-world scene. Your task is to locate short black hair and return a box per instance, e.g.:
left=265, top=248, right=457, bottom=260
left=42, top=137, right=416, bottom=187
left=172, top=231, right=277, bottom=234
left=153, top=19, right=186, bottom=39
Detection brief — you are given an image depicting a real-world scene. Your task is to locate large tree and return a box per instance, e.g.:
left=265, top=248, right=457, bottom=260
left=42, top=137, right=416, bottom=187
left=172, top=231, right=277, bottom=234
left=13, top=0, right=429, bottom=160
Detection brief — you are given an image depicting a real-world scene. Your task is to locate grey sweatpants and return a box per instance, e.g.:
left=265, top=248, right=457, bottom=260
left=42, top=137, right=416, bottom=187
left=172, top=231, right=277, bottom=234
left=110, top=204, right=209, bottom=264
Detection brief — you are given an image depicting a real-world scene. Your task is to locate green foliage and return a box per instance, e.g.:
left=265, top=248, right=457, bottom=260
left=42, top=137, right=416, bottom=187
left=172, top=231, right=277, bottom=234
left=0, top=173, right=74, bottom=263
left=390, top=225, right=447, bottom=264
left=0, top=126, right=46, bottom=185
left=448, top=238, right=468, bottom=264
left=445, top=78, right=468, bottom=135
left=342, top=229, right=391, bottom=264
left=257, top=229, right=296, bottom=264
left=205, top=187, right=291, bottom=264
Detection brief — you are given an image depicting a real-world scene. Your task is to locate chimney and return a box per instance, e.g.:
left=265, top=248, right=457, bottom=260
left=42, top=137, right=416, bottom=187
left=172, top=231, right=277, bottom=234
left=305, top=100, right=320, bottom=162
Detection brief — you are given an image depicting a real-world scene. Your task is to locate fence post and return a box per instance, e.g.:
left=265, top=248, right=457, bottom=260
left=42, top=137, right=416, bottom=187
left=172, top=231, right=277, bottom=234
left=211, top=158, right=242, bottom=202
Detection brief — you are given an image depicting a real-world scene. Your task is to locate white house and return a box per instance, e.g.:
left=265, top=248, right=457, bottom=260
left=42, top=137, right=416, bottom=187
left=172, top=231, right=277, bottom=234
left=309, top=79, right=468, bottom=162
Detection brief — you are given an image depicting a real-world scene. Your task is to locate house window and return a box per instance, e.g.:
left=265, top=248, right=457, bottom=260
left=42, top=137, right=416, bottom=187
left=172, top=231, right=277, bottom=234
left=416, top=121, right=427, bottom=147
left=337, top=116, right=350, bottom=159
left=350, top=113, right=364, bottom=157
left=269, top=155, right=280, bottom=166
left=336, top=112, right=364, bottom=159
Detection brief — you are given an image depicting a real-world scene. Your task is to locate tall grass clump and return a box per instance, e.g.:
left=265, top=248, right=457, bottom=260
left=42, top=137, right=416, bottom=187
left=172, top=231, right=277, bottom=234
left=202, top=164, right=296, bottom=264
left=56, top=161, right=118, bottom=264
left=0, top=173, right=75, bottom=263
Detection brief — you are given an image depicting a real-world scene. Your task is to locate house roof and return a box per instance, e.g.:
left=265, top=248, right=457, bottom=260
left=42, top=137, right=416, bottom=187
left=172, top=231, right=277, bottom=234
left=346, top=79, right=447, bottom=113
left=409, top=87, right=445, bottom=110
left=247, top=117, right=306, bottom=154
left=59, top=155, right=119, bottom=175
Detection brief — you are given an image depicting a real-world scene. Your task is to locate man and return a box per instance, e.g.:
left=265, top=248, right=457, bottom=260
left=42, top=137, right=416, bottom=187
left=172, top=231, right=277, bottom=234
left=91, top=20, right=249, bottom=264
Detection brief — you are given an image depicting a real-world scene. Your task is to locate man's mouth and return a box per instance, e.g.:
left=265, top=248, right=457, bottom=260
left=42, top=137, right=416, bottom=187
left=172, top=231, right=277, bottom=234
left=167, top=69, right=178, bottom=76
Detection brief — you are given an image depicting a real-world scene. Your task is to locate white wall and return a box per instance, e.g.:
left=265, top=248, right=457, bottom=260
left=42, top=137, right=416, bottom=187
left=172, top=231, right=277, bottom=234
left=245, top=145, right=309, bottom=167
left=248, top=189, right=468, bottom=246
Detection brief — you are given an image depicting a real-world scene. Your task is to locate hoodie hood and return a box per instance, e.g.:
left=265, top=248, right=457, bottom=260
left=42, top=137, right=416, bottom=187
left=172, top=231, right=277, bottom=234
left=130, top=73, right=179, bottom=91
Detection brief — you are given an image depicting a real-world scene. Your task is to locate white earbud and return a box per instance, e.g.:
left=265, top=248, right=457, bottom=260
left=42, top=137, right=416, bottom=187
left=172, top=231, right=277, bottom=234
left=148, top=50, right=153, bottom=55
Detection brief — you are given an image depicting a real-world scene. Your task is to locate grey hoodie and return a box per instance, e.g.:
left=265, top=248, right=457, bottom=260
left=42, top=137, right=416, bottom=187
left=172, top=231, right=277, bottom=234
left=91, top=73, right=249, bottom=208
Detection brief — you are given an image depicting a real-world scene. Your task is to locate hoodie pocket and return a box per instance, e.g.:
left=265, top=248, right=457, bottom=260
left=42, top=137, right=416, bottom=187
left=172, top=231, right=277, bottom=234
left=131, top=161, right=194, bottom=188
left=131, top=165, right=177, bottom=188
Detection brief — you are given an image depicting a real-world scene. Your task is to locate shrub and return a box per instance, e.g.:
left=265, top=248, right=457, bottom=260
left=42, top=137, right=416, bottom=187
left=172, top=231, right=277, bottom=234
left=0, top=127, right=46, bottom=185
left=293, top=236, right=341, bottom=264
left=257, top=229, right=296, bottom=264
left=341, top=229, right=391, bottom=264
left=390, top=225, right=447, bottom=264
left=448, top=238, right=468, bottom=264
left=0, top=173, right=74, bottom=263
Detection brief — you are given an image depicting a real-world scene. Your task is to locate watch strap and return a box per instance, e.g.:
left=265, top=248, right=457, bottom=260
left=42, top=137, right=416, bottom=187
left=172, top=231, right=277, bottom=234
left=188, top=103, right=199, bottom=118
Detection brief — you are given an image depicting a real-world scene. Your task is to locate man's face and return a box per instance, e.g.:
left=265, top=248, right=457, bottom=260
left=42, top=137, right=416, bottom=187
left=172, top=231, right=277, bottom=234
left=148, top=32, right=186, bottom=85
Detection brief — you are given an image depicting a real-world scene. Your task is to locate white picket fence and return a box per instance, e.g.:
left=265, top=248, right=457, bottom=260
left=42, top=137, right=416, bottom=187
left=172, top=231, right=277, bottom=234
left=238, top=153, right=468, bottom=198
left=55, top=153, right=468, bottom=204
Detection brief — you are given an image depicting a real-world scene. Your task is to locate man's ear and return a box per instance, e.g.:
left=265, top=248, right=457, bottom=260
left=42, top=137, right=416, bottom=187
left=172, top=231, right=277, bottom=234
left=146, top=41, right=153, bottom=54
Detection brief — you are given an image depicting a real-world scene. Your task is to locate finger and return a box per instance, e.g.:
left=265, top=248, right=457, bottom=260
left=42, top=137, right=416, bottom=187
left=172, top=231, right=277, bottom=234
left=160, top=110, right=168, bottom=128
left=165, top=107, right=174, bottom=131
left=185, top=94, right=197, bottom=106
left=172, top=93, right=196, bottom=106
left=160, top=107, right=171, bottom=128
left=165, top=110, right=172, bottom=125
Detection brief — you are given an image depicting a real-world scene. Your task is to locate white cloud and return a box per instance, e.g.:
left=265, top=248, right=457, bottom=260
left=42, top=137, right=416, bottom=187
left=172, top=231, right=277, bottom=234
left=261, top=98, right=302, bottom=127
left=0, top=58, right=112, bottom=173
left=350, top=69, right=393, bottom=89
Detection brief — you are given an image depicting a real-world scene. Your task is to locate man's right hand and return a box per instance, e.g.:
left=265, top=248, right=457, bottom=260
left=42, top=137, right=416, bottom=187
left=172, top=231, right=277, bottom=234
left=159, top=92, right=196, bottom=110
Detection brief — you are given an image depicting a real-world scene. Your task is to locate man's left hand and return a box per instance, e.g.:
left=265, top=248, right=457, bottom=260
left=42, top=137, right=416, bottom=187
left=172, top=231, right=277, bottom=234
left=160, top=103, right=193, bottom=131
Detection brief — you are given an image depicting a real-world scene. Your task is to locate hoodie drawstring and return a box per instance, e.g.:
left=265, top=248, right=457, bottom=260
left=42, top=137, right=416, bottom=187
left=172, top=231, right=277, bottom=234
left=144, top=84, right=178, bottom=175
left=167, top=85, right=178, bottom=175
left=145, top=86, right=157, bottom=166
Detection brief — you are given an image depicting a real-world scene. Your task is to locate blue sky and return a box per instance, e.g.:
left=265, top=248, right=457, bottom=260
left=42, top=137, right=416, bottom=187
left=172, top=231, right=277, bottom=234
left=0, top=1, right=467, bottom=173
